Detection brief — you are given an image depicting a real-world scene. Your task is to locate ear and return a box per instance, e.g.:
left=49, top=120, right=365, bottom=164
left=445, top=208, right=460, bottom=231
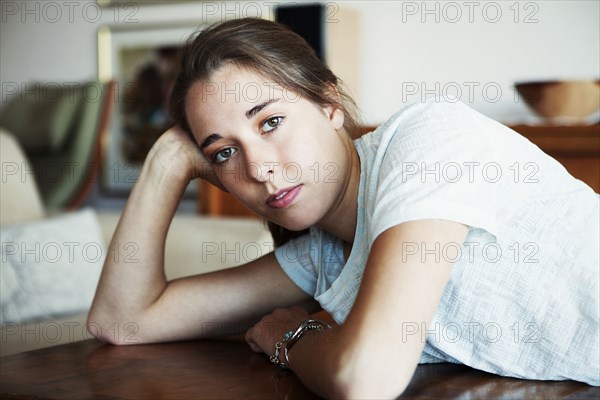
left=321, top=83, right=345, bottom=130
left=323, top=104, right=345, bottom=130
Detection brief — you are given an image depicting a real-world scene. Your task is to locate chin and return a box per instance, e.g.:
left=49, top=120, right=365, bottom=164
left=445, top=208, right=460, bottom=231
left=282, top=222, right=311, bottom=232
left=279, top=212, right=323, bottom=232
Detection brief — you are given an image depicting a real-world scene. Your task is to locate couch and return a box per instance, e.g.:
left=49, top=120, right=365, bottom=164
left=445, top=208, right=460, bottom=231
left=0, top=128, right=274, bottom=357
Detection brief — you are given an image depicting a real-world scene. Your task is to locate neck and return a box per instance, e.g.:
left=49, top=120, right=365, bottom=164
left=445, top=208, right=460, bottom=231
left=316, top=134, right=361, bottom=244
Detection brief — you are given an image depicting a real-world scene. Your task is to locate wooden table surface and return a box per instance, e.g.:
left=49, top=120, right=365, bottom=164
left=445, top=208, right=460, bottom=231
left=1, top=339, right=598, bottom=399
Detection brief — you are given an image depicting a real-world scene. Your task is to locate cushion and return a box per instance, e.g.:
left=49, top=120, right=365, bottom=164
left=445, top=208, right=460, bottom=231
left=0, top=208, right=104, bottom=323
left=0, top=129, right=45, bottom=225
left=0, top=312, right=89, bottom=357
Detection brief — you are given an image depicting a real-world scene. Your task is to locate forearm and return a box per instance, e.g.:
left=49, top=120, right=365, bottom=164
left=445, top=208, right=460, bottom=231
left=285, top=324, right=414, bottom=398
left=88, top=153, right=188, bottom=335
left=284, top=326, right=347, bottom=398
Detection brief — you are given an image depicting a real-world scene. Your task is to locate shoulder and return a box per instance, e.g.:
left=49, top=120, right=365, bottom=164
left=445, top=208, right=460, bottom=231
left=385, top=97, right=480, bottom=126
left=358, top=98, right=489, bottom=155
left=359, top=98, right=494, bottom=168
left=357, top=98, right=502, bottom=241
left=388, top=97, right=488, bottom=139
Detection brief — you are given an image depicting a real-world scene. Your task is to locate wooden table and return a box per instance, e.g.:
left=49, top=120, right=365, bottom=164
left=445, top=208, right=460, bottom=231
left=1, top=339, right=598, bottom=399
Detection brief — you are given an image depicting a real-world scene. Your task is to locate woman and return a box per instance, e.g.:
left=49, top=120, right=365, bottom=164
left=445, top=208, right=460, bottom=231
left=88, top=18, right=599, bottom=398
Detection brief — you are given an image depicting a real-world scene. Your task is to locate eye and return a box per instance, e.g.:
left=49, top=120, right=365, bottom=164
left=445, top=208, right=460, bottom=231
left=261, top=116, right=284, bottom=134
left=212, top=147, right=237, bottom=164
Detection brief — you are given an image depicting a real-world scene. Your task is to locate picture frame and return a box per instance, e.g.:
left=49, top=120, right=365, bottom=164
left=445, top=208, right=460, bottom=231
left=97, top=22, right=205, bottom=196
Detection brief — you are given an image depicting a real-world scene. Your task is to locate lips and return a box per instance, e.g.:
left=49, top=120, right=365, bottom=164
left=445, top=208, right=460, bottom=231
left=266, top=185, right=302, bottom=209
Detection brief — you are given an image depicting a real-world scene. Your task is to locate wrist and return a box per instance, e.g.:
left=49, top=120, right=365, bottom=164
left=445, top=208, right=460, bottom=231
left=142, top=147, right=194, bottom=193
left=144, top=129, right=205, bottom=185
left=270, top=319, right=332, bottom=370
left=121, top=153, right=189, bottom=225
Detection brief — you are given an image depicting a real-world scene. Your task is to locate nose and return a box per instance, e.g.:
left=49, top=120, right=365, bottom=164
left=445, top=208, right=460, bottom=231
left=243, top=145, right=277, bottom=183
left=246, top=161, right=276, bottom=183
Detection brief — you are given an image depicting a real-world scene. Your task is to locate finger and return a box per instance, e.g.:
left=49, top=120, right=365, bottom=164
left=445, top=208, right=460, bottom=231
left=247, top=341, right=262, bottom=353
left=245, top=328, right=263, bottom=353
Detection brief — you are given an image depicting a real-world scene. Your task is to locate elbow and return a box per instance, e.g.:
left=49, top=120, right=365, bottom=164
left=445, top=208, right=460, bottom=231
left=327, top=350, right=412, bottom=399
left=86, top=298, right=115, bottom=344
left=85, top=311, right=119, bottom=345
left=85, top=312, right=113, bottom=345
left=85, top=310, right=143, bottom=346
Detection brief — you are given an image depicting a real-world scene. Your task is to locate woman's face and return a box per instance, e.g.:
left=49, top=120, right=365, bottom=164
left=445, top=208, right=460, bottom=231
left=185, top=64, right=351, bottom=231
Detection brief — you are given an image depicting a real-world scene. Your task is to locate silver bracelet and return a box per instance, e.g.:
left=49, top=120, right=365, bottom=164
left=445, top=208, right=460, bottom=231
left=270, top=319, right=332, bottom=370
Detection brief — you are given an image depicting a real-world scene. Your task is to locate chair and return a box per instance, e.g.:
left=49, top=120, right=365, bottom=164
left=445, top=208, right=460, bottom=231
left=1, top=80, right=116, bottom=211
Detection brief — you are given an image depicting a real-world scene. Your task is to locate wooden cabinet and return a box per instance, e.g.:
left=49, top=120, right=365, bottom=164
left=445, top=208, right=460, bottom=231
left=198, top=124, right=600, bottom=217
left=509, top=124, right=600, bottom=193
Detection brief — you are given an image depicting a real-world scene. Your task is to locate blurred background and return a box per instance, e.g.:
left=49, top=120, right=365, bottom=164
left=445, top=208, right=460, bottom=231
left=1, top=0, right=599, bottom=214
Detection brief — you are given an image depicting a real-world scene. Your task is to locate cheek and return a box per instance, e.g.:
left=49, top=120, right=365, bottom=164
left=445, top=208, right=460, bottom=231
left=313, top=148, right=347, bottom=183
left=214, top=157, right=249, bottom=185
left=216, top=168, right=256, bottom=201
left=217, top=172, right=244, bottom=190
left=220, top=182, right=251, bottom=207
left=282, top=140, right=335, bottom=178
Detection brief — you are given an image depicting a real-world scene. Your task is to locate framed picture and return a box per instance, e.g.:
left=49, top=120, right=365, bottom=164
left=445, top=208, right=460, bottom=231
left=98, top=22, right=204, bottom=196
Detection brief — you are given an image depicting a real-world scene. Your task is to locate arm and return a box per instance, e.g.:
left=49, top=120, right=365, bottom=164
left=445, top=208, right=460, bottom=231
left=246, top=219, right=469, bottom=398
left=87, top=127, right=316, bottom=344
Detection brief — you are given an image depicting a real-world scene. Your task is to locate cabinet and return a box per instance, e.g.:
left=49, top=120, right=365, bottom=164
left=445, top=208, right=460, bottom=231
left=509, top=124, right=600, bottom=193
left=198, top=124, right=600, bottom=217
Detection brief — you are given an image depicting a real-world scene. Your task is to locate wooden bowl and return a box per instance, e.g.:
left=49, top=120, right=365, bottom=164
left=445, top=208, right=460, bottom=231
left=515, top=80, right=600, bottom=122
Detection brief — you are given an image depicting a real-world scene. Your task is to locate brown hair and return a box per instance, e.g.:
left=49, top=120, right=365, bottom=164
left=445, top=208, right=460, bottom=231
left=169, top=17, right=360, bottom=247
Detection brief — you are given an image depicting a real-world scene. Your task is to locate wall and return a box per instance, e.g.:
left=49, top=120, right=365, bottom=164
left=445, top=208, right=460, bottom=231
left=1, top=0, right=598, bottom=210
left=1, top=0, right=598, bottom=124
left=344, top=0, right=599, bottom=124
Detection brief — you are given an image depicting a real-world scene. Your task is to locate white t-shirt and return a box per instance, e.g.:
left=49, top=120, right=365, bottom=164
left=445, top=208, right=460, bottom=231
left=274, top=98, right=600, bottom=385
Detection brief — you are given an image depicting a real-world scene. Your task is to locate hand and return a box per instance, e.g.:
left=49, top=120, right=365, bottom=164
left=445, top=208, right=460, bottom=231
left=245, top=306, right=312, bottom=359
left=146, top=125, right=226, bottom=191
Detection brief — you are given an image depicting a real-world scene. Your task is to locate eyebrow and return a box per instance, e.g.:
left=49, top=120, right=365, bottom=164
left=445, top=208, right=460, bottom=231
left=245, top=98, right=280, bottom=119
left=199, top=133, right=223, bottom=151
left=199, top=98, right=280, bottom=150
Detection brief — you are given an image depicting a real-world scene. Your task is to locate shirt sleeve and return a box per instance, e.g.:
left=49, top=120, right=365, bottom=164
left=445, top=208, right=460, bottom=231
left=274, top=232, right=318, bottom=296
left=274, top=226, right=345, bottom=297
left=369, top=99, right=500, bottom=244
